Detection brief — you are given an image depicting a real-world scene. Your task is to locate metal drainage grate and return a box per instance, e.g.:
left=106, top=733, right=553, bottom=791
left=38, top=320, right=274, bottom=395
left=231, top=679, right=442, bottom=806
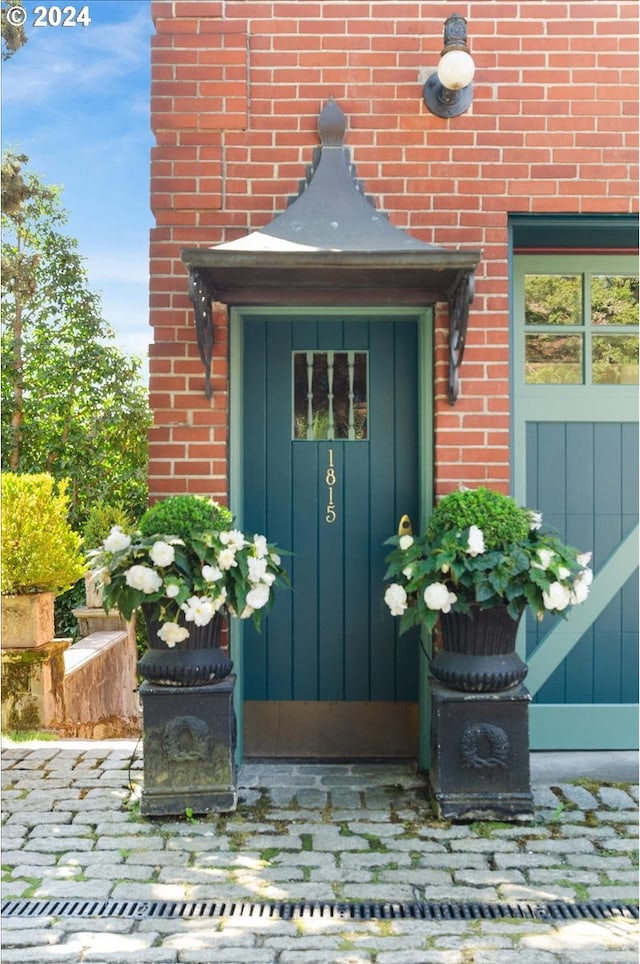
left=1, top=898, right=638, bottom=922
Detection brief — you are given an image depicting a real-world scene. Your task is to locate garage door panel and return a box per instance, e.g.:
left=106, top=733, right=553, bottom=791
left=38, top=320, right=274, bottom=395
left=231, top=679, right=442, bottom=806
left=514, top=252, right=638, bottom=749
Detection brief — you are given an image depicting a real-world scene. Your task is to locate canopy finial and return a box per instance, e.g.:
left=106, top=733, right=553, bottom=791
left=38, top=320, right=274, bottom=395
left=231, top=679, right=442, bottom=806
left=318, top=99, right=345, bottom=147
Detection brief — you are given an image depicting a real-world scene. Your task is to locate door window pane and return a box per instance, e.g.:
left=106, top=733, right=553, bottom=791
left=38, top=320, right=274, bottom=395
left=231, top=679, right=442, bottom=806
left=525, top=334, right=583, bottom=384
left=524, top=274, right=582, bottom=326
left=592, top=334, right=639, bottom=384
left=293, top=351, right=368, bottom=440
left=591, top=275, right=639, bottom=326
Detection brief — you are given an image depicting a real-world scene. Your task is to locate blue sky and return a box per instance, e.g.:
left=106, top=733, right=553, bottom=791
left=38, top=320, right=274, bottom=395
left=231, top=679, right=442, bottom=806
left=2, top=0, right=153, bottom=370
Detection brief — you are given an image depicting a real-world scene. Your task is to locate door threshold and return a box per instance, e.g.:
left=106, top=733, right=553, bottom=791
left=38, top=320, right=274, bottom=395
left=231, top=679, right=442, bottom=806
left=244, top=701, right=418, bottom=759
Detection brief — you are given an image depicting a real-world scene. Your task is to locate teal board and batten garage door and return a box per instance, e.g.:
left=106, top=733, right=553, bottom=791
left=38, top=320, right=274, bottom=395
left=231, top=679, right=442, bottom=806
left=512, top=248, right=639, bottom=749
left=237, top=311, right=426, bottom=757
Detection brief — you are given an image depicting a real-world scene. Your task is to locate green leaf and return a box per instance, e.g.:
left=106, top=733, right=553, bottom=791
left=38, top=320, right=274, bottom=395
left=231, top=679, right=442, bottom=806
left=173, top=549, right=193, bottom=577
left=507, top=599, right=523, bottom=620
left=505, top=583, right=524, bottom=602
left=475, top=580, right=497, bottom=603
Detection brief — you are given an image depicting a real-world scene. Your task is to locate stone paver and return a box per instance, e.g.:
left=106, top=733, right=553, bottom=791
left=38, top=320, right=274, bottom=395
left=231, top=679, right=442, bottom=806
left=1, top=739, right=638, bottom=963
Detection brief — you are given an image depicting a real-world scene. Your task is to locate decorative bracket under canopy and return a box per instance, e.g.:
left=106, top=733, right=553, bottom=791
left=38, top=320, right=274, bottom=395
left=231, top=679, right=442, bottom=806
left=448, top=270, right=475, bottom=404
left=188, top=267, right=214, bottom=400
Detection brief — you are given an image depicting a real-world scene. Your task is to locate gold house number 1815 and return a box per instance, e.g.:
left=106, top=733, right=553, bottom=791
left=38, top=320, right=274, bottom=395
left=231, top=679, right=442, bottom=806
left=325, top=449, right=336, bottom=524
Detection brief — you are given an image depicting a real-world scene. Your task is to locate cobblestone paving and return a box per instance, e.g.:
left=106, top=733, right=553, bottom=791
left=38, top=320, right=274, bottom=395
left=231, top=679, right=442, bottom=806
left=1, top=741, right=638, bottom=963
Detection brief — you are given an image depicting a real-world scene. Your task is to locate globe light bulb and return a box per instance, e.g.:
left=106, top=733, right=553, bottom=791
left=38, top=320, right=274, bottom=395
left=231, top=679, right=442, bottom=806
left=437, top=49, right=475, bottom=91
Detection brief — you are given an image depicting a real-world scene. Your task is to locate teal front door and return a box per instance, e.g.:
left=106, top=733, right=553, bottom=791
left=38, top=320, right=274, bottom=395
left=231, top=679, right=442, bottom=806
left=240, top=311, right=421, bottom=757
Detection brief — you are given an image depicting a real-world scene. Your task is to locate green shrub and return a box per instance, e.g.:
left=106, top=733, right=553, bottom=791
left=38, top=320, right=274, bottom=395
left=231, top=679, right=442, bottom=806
left=83, top=500, right=135, bottom=551
left=1, top=473, right=86, bottom=595
left=427, top=487, right=531, bottom=549
left=139, top=494, right=234, bottom=541
left=54, top=579, right=86, bottom=640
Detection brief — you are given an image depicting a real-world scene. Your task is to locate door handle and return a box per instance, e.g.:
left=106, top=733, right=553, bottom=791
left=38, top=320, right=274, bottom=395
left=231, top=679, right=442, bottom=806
left=397, top=514, right=413, bottom=537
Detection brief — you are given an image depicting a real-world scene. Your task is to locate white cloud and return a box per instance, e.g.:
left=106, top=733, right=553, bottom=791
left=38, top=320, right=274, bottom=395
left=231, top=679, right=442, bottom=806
left=3, top=3, right=151, bottom=107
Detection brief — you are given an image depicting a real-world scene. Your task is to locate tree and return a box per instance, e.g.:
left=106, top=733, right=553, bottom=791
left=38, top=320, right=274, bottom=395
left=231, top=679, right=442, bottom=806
left=1, top=152, right=150, bottom=528
left=1, top=1, right=27, bottom=60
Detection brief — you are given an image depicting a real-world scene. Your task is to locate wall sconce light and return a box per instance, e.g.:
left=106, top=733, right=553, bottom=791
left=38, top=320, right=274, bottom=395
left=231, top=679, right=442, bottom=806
left=423, top=12, right=475, bottom=118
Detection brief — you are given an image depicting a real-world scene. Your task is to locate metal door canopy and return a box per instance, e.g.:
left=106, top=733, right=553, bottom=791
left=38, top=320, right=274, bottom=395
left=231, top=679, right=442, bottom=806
left=181, top=100, right=481, bottom=402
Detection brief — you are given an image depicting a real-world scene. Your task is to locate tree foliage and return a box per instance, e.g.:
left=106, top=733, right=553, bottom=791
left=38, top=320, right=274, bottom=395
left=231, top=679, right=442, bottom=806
left=1, top=152, right=150, bottom=528
left=1, top=1, right=27, bottom=60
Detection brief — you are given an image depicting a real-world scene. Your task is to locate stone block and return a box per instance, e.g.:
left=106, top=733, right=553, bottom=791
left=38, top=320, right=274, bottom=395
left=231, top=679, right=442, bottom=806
left=1, top=593, right=55, bottom=648
left=72, top=607, right=127, bottom=637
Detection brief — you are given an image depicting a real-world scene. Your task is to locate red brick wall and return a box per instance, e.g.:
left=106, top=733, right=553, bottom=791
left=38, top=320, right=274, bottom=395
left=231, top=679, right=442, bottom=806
left=149, top=0, right=638, bottom=502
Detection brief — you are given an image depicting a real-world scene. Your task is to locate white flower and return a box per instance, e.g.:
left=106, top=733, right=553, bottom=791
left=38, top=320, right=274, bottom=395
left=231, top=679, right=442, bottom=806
left=157, top=622, right=190, bottom=647
left=557, top=566, right=571, bottom=580
left=246, top=583, right=271, bottom=610
left=246, top=556, right=276, bottom=586
left=211, top=587, right=227, bottom=612
left=202, top=565, right=222, bottom=583
left=93, top=566, right=110, bottom=586
left=466, top=525, right=485, bottom=557
left=423, top=582, right=457, bottom=613
left=402, top=565, right=413, bottom=579
left=218, top=548, right=238, bottom=571
left=182, top=595, right=215, bottom=626
left=570, top=566, right=593, bottom=605
left=542, top=581, right=572, bottom=611
left=165, top=583, right=180, bottom=599
left=579, top=565, right=593, bottom=587
left=533, top=548, right=556, bottom=571
left=570, top=576, right=589, bottom=606
left=529, top=510, right=543, bottom=531
left=253, top=534, right=269, bottom=558
left=103, top=526, right=131, bottom=553
left=220, top=529, right=246, bottom=551
left=577, top=551, right=592, bottom=568
left=384, top=583, right=408, bottom=617
left=125, top=565, right=162, bottom=594
left=150, top=540, right=175, bottom=567
left=270, top=551, right=281, bottom=566
left=248, top=556, right=268, bottom=583
left=399, top=535, right=414, bottom=551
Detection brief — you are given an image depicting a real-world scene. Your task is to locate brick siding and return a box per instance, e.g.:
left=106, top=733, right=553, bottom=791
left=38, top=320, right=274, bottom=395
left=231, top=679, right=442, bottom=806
left=149, top=0, right=638, bottom=501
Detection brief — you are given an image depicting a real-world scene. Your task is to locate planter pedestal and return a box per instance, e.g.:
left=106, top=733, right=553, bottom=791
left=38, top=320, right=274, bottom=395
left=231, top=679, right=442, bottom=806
left=429, top=681, right=533, bottom=823
left=1, top=638, right=71, bottom=731
left=139, top=676, right=237, bottom=817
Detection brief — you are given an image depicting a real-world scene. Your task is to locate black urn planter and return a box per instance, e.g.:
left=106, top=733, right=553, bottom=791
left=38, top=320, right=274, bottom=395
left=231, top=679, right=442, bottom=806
left=138, top=604, right=233, bottom=687
left=430, top=604, right=527, bottom=693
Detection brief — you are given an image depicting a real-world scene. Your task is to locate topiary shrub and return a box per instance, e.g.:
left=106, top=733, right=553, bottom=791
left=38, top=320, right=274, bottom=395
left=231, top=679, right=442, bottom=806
left=83, top=500, right=135, bottom=551
left=427, top=487, right=531, bottom=549
left=139, top=494, right=233, bottom=541
left=1, top=473, right=86, bottom=596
